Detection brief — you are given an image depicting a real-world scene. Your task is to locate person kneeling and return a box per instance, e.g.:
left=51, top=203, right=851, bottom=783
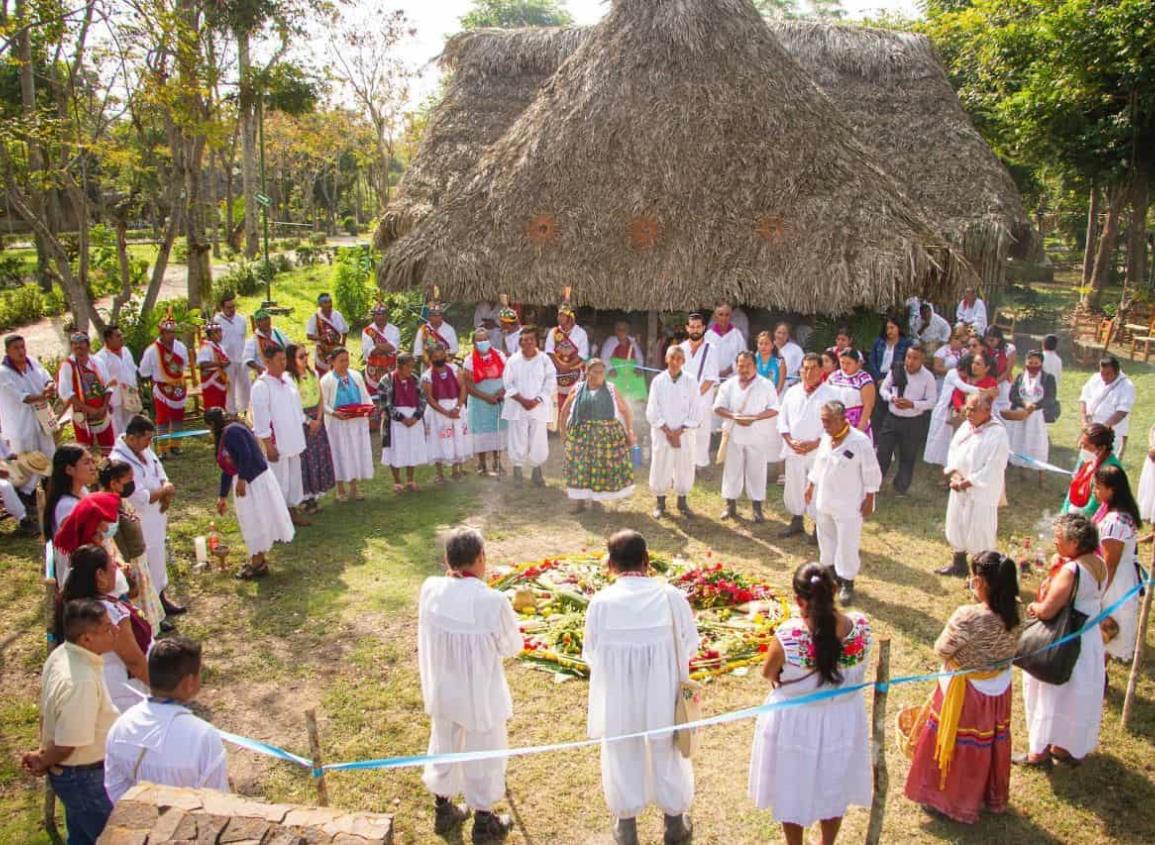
left=104, top=637, right=229, bottom=803
left=420, top=528, right=521, bottom=843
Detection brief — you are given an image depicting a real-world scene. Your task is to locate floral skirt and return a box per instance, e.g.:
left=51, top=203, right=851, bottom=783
left=301, top=408, right=336, bottom=497
left=564, top=419, right=634, bottom=501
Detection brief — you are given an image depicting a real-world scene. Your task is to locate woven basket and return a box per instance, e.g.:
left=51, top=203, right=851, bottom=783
left=896, top=703, right=929, bottom=760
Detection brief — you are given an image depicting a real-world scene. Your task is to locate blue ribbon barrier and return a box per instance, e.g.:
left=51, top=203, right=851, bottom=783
left=216, top=578, right=1153, bottom=777
left=154, top=428, right=211, bottom=442
left=1011, top=452, right=1074, bottom=477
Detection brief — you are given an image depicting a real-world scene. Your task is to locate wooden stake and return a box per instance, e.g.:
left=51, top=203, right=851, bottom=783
left=865, top=638, right=891, bottom=845
left=1121, top=544, right=1154, bottom=730
left=305, top=709, right=329, bottom=807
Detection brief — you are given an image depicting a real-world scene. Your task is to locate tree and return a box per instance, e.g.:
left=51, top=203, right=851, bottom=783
left=460, top=0, right=573, bottom=29
left=752, top=0, right=799, bottom=17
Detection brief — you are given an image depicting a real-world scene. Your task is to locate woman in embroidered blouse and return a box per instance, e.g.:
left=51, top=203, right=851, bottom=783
left=754, top=331, right=786, bottom=394
left=827, top=349, right=876, bottom=437
left=422, top=343, right=470, bottom=484
left=1063, top=424, right=1122, bottom=517
left=1093, top=464, right=1143, bottom=665
left=320, top=347, right=375, bottom=501
left=748, top=562, right=872, bottom=845
left=904, top=551, right=1020, bottom=823
left=558, top=359, right=635, bottom=512
left=285, top=343, right=335, bottom=512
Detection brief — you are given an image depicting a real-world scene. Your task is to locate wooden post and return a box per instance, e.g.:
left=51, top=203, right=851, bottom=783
left=1121, top=545, right=1154, bottom=730
left=865, top=638, right=891, bottom=845
left=305, top=709, right=329, bottom=807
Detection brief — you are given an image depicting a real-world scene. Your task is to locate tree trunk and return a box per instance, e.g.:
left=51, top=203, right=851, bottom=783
left=143, top=124, right=184, bottom=316
left=208, top=149, right=222, bottom=259
left=178, top=0, right=212, bottom=310
left=1083, top=185, right=1100, bottom=288
left=237, top=30, right=260, bottom=259
left=14, top=0, right=53, bottom=292
left=111, top=218, right=132, bottom=321
left=1086, top=186, right=1127, bottom=310
left=1126, top=158, right=1150, bottom=290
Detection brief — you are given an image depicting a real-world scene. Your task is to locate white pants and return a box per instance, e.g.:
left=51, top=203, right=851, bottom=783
left=507, top=418, right=548, bottom=468
left=269, top=453, right=304, bottom=507
left=721, top=441, right=767, bottom=502
left=783, top=453, right=817, bottom=518
left=601, top=735, right=694, bottom=819
left=815, top=510, right=863, bottom=581
left=422, top=719, right=507, bottom=811
left=0, top=479, right=26, bottom=521
left=649, top=429, right=695, bottom=496
left=227, top=362, right=251, bottom=413
left=690, top=394, right=715, bottom=467
left=945, top=492, right=998, bottom=554
left=112, top=407, right=134, bottom=438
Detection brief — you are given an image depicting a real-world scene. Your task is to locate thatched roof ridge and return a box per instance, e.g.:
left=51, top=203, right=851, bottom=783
left=441, top=26, right=586, bottom=79
left=378, top=0, right=972, bottom=312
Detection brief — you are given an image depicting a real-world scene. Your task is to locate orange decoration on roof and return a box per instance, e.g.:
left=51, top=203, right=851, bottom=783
left=755, top=215, right=788, bottom=243
left=628, top=216, right=662, bottom=251
left=527, top=214, right=560, bottom=245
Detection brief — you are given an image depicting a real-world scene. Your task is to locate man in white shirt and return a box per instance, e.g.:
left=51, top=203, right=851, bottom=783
left=104, top=637, right=229, bottom=805
left=414, top=303, right=460, bottom=368
left=678, top=313, right=719, bottom=468
left=305, top=292, right=349, bottom=377
left=714, top=351, right=778, bottom=523
left=875, top=346, right=937, bottom=495
left=472, top=301, right=502, bottom=331
left=59, top=332, right=117, bottom=455
left=137, top=316, right=190, bottom=454
left=95, top=324, right=140, bottom=436
left=501, top=328, right=556, bottom=487
left=805, top=401, right=882, bottom=604
left=498, top=305, right=522, bottom=357
left=0, top=334, right=57, bottom=493
left=773, top=322, right=805, bottom=386
left=646, top=346, right=700, bottom=519
left=778, top=353, right=836, bottom=540
left=545, top=303, right=589, bottom=409
left=583, top=531, right=697, bottom=845
left=250, top=345, right=309, bottom=525
left=599, top=321, right=645, bottom=367
left=419, top=528, right=519, bottom=842
left=705, top=302, right=747, bottom=381
left=361, top=303, right=402, bottom=404
left=955, top=288, right=988, bottom=334
left=213, top=292, right=250, bottom=413
left=1079, top=355, right=1136, bottom=456
left=914, top=303, right=952, bottom=350
left=242, top=310, right=288, bottom=379
left=939, top=392, right=1010, bottom=576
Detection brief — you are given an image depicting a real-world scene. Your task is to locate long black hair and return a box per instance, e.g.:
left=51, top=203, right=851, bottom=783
left=53, top=543, right=110, bottom=642
left=43, top=443, right=88, bottom=538
left=1095, top=463, right=1142, bottom=526
left=970, top=552, right=1020, bottom=631
left=793, top=562, right=842, bottom=686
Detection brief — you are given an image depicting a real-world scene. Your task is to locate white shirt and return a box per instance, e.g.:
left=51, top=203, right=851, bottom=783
left=582, top=577, right=699, bottom=739
left=933, top=345, right=961, bottom=379
left=138, top=340, right=189, bottom=385
left=104, top=700, right=229, bottom=805
left=777, top=381, right=838, bottom=444
left=730, top=307, right=751, bottom=343
left=713, top=375, right=779, bottom=446
left=414, top=321, right=460, bottom=358
left=880, top=366, right=938, bottom=418
left=361, top=323, right=402, bottom=364
left=646, top=370, right=701, bottom=433
left=110, top=435, right=169, bottom=527
left=704, top=326, right=747, bottom=375
left=808, top=428, right=882, bottom=517
left=777, top=341, right=805, bottom=383
left=956, top=298, right=988, bottom=333
left=600, top=336, right=645, bottom=366
left=1080, top=372, right=1137, bottom=437
left=250, top=372, right=307, bottom=456
left=213, top=311, right=248, bottom=360
left=1042, top=350, right=1063, bottom=387
left=500, top=328, right=522, bottom=357
left=95, top=347, right=138, bottom=407
left=945, top=419, right=1009, bottom=508
left=0, top=355, right=53, bottom=451
left=58, top=355, right=113, bottom=405
left=243, top=328, right=288, bottom=371
left=472, top=302, right=502, bottom=328
left=418, top=576, right=522, bottom=732
left=677, top=340, right=719, bottom=394
left=501, top=352, right=556, bottom=422
left=544, top=324, right=590, bottom=360
left=306, top=309, right=349, bottom=341
left=917, top=312, right=952, bottom=346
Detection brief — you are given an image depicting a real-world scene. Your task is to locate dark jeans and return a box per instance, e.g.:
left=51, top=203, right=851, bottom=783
left=875, top=411, right=930, bottom=494
left=48, top=763, right=112, bottom=845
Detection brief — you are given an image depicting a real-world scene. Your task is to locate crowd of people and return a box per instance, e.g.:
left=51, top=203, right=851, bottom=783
left=4, top=285, right=1153, bottom=845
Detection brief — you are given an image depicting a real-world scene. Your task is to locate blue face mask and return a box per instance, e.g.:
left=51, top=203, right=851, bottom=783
left=103, top=522, right=119, bottom=541
left=475, top=340, right=492, bottom=354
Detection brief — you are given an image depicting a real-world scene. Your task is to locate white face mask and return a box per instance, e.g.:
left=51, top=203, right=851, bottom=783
left=103, top=522, right=119, bottom=541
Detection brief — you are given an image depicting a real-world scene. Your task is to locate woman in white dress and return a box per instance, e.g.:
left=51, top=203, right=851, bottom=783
left=1005, top=350, right=1057, bottom=476
left=931, top=328, right=967, bottom=390
left=382, top=353, right=428, bottom=492
left=983, top=326, right=1016, bottom=412
left=1136, top=424, right=1155, bottom=523
left=1092, top=465, right=1143, bottom=664
left=1018, top=513, right=1106, bottom=766
left=422, top=345, right=470, bottom=483
left=923, top=357, right=983, bottom=469
left=749, top=562, right=872, bottom=845
left=320, top=348, right=375, bottom=501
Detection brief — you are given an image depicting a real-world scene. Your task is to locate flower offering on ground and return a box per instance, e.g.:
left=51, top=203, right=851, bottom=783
left=488, top=554, right=791, bottom=680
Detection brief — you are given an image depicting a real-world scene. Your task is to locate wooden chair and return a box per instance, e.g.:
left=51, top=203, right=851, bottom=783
left=1072, top=313, right=1115, bottom=365
left=1129, top=313, right=1155, bottom=362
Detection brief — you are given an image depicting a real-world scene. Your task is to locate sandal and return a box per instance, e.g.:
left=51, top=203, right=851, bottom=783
left=1050, top=748, right=1082, bottom=766
left=393, top=483, right=405, bottom=494
left=407, top=481, right=419, bottom=492
left=1011, top=751, right=1052, bottom=768
left=352, top=490, right=365, bottom=501
left=235, top=563, right=260, bottom=581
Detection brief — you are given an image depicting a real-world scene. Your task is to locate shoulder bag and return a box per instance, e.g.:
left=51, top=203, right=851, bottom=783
left=1014, top=564, right=1087, bottom=685
left=666, top=586, right=702, bottom=759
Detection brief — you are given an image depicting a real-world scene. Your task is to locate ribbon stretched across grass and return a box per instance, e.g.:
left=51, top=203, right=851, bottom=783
left=218, top=578, right=1152, bottom=775
left=1011, top=452, right=1075, bottom=477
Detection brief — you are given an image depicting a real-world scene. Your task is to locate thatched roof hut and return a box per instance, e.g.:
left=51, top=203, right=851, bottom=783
left=377, top=0, right=974, bottom=313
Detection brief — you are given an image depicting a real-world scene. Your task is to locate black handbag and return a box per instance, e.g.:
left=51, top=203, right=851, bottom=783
left=1014, top=565, right=1087, bottom=685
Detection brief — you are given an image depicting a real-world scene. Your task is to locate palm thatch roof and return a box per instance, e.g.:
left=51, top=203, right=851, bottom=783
left=377, top=0, right=974, bottom=313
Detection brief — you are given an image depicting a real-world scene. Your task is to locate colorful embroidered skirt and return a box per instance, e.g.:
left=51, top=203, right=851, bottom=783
left=300, top=407, right=336, bottom=497
left=564, top=419, right=634, bottom=501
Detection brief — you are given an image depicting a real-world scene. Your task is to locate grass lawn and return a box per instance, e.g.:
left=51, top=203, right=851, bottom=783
left=3, top=289, right=1155, bottom=843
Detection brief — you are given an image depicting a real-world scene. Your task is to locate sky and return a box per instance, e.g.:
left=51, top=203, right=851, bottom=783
left=381, top=0, right=923, bottom=105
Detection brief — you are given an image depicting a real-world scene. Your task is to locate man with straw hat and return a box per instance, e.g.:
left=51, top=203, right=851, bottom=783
left=196, top=320, right=230, bottom=411
left=0, top=438, right=36, bottom=534
left=414, top=296, right=459, bottom=369
left=95, top=323, right=140, bottom=436
left=0, top=334, right=56, bottom=496
left=242, top=309, right=289, bottom=379
left=138, top=310, right=190, bottom=455
left=544, top=288, right=589, bottom=411
left=306, top=292, right=349, bottom=378
left=213, top=291, right=250, bottom=413
left=58, top=331, right=117, bottom=455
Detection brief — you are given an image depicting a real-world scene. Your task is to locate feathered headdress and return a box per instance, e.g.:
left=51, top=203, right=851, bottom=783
left=557, top=286, right=575, bottom=318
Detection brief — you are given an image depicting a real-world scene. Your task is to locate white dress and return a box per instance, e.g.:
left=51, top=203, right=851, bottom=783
left=924, top=369, right=978, bottom=466
left=1007, top=370, right=1049, bottom=467
left=423, top=366, right=471, bottom=464
left=748, top=613, right=873, bottom=824
left=1137, top=425, right=1155, bottom=521
left=234, top=469, right=294, bottom=556
left=1098, top=511, right=1142, bottom=661
left=99, top=598, right=150, bottom=712
left=1022, top=559, right=1105, bottom=758
left=320, top=370, right=375, bottom=483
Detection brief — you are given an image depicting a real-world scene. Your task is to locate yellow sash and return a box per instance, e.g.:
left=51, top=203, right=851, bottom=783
left=933, top=665, right=1004, bottom=788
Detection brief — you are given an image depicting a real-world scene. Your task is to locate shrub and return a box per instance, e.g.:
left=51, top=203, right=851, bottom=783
left=295, top=244, right=317, bottom=266
left=173, top=241, right=189, bottom=263
left=117, top=297, right=201, bottom=361
left=0, top=254, right=25, bottom=288
left=342, top=215, right=358, bottom=236
left=333, top=258, right=373, bottom=326
left=308, top=231, right=327, bottom=247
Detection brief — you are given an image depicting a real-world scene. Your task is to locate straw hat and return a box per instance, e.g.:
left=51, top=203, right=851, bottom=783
left=17, top=450, right=50, bottom=477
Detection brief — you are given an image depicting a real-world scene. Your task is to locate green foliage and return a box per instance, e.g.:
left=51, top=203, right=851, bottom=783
left=342, top=215, right=358, bottom=236
left=460, top=0, right=574, bottom=29
left=216, top=259, right=266, bottom=297
left=0, top=284, right=67, bottom=332
left=88, top=224, right=149, bottom=299
left=262, top=62, right=322, bottom=116
left=295, top=244, right=319, bottom=266
left=809, top=309, right=886, bottom=353
left=308, top=232, right=327, bottom=247
left=332, top=246, right=376, bottom=326
left=0, top=254, right=25, bottom=289
left=116, top=298, right=202, bottom=362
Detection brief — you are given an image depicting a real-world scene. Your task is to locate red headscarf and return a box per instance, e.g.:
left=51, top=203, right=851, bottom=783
left=54, top=492, right=120, bottom=554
